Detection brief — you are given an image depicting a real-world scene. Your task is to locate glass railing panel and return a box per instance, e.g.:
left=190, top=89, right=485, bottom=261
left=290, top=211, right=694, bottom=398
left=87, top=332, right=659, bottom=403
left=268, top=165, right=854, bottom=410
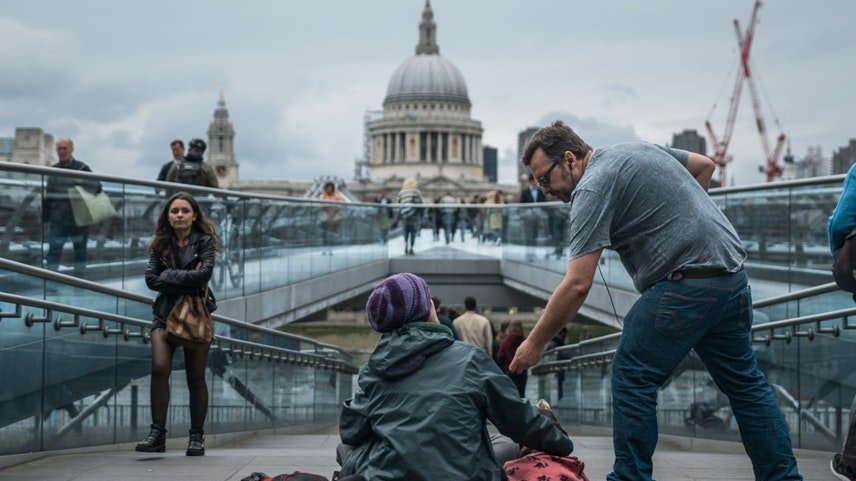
left=502, top=204, right=567, bottom=268
left=113, top=330, right=153, bottom=445
left=272, top=363, right=297, bottom=426
left=315, top=367, right=339, bottom=423
left=210, top=350, right=248, bottom=434
left=0, top=303, right=45, bottom=454
left=240, top=198, right=265, bottom=296
left=787, top=184, right=841, bottom=273
left=244, top=352, right=276, bottom=432
left=0, top=172, right=46, bottom=271
left=290, top=365, right=316, bottom=425
left=41, top=314, right=119, bottom=451
left=579, top=365, right=611, bottom=427
left=195, top=193, right=245, bottom=302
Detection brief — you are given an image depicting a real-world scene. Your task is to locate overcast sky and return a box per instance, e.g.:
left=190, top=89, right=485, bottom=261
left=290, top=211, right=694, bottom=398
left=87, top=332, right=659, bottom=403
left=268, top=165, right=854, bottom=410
left=1, top=0, right=853, bottom=186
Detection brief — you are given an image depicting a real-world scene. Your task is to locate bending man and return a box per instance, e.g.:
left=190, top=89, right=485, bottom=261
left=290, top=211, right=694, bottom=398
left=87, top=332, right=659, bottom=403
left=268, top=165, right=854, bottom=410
left=509, top=121, right=802, bottom=481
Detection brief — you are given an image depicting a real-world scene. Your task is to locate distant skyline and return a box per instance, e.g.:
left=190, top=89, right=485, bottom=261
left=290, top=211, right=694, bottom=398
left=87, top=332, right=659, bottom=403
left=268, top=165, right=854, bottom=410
left=0, top=0, right=853, bottom=186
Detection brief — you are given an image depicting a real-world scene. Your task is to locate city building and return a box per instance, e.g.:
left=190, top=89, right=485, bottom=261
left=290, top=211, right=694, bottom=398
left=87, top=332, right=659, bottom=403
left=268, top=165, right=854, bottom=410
left=795, top=146, right=827, bottom=179
left=831, top=139, right=856, bottom=175
left=670, top=129, right=707, bottom=155
left=235, top=1, right=513, bottom=201
left=0, top=128, right=54, bottom=166
left=367, top=0, right=484, bottom=184
left=207, top=89, right=240, bottom=188
left=483, top=145, right=497, bottom=182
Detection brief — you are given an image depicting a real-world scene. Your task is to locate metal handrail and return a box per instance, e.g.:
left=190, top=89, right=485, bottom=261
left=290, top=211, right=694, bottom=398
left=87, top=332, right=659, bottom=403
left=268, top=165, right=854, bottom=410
left=753, top=282, right=839, bottom=308
left=533, top=306, right=855, bottom=375
left=709, top=173, right=845, bottom=194
left=0, top=292, right=357, bottom=374
left=548, top=282, right=845, bottom=358
left=0, top=257, right=346, bottom=355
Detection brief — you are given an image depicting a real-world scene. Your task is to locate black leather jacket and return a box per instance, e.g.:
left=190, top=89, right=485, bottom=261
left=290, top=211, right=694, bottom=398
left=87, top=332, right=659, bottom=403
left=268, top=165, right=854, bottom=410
left=145, top=230, right=216, bottom=321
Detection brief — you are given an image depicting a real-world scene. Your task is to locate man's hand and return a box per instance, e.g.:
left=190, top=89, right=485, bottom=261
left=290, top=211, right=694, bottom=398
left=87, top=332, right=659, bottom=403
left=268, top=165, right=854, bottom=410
left=509, top=338, right=544, bottom=373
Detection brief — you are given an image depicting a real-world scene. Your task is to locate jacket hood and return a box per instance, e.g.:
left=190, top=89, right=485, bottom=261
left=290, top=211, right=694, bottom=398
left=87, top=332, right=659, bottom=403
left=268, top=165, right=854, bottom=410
left=366, top=322, right=454, bottom=379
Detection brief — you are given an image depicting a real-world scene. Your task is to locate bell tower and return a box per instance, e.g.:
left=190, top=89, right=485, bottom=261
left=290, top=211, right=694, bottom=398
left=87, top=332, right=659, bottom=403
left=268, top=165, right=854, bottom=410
left=207, top=89, right=239, bottom=188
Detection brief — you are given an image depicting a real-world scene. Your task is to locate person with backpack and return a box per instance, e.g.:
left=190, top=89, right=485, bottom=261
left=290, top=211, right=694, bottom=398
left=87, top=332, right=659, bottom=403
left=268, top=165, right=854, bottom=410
left=828, top=166, right=856, bottom=481
left=166, top=138, right=219, bottom=189
left=397, top=177, right=422, bottom=255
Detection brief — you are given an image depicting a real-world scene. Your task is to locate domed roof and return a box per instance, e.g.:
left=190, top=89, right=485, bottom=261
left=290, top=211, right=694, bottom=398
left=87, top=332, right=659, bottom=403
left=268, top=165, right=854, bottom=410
left=383, top=0, right=470, bottom=106
left=385, top=54, right=469, bottom=104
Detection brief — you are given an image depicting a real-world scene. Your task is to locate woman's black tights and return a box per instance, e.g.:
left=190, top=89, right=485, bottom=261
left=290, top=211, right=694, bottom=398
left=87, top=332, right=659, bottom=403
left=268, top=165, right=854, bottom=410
left=149, top=328, right=210, bottom=430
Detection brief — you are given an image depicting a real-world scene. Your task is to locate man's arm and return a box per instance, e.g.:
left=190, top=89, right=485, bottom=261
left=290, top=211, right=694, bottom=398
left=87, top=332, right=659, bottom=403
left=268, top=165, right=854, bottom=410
left=684, top=152, right=715, bottom=191
left=509, top=248, right=602, bottom=373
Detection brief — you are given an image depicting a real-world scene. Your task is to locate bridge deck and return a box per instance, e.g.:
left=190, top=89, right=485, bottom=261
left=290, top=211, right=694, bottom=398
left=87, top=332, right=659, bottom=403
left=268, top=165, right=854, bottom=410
left=0, top=431, right=838, bottom=480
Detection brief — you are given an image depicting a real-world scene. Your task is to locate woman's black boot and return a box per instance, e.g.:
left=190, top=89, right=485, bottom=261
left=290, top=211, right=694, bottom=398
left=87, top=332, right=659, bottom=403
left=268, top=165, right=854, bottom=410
left=186, top=428, right=205, bottom=456
left=135, top=423, right=167, bottom=452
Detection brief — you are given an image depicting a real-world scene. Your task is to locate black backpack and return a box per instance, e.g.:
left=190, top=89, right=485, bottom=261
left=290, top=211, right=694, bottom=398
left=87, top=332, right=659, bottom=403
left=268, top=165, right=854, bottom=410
left=177, top=161, right=204, bottom=186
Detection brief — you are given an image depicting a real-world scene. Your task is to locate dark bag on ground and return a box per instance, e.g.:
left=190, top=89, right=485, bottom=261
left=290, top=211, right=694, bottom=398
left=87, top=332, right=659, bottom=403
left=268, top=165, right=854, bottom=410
left=241, top=472, right=362, bottom=481
left=165, top=286, right=213, bottom=349
left=832, top=229, right=856, bottom=295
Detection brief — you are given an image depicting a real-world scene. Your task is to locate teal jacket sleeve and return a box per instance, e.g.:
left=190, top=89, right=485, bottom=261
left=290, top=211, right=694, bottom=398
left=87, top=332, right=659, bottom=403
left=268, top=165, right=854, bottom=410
left=829, top=164, right=856, bottom=254
left=478, top=351, right=573, bottom=456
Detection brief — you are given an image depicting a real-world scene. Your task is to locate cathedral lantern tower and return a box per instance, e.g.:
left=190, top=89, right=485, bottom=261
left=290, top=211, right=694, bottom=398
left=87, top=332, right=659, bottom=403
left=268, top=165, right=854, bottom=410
left=207, top=89, right=239, bottom=188
left=368, top=0, right=484, bottom=183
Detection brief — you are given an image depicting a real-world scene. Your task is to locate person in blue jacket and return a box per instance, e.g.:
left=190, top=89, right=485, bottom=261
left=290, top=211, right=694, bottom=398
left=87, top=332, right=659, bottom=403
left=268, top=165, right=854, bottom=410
left=828, top=164, right=856, bottom=481
left=337, top=272, right=572, bottom=481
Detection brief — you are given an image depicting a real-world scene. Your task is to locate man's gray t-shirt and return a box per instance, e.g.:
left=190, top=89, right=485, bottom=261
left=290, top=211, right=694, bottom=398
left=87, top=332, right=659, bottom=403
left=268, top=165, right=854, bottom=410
left=567, top=142, right=746, bottom=292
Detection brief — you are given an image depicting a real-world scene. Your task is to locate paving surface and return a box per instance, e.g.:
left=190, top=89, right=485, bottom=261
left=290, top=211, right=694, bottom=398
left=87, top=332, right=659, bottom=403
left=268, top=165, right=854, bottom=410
left=0, top=432, right=839, bottom=480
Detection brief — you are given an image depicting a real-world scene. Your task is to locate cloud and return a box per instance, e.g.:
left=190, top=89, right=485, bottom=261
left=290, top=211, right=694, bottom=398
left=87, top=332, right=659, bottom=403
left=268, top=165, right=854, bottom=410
left=538, top=112, right=641, bottom=148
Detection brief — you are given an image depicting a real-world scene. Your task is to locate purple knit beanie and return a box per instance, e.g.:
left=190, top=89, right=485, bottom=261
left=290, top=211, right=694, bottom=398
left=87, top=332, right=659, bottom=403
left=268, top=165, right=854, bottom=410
left=366, top=273, right=433, bottom=333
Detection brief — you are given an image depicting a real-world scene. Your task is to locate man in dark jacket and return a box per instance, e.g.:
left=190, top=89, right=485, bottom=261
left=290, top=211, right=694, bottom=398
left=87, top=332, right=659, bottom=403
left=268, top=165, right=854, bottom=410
left=338, top=273, right=572, bottom=481
left=157, top=139, right=184, bottom=183
left=42, top=138, right=102, bottom=278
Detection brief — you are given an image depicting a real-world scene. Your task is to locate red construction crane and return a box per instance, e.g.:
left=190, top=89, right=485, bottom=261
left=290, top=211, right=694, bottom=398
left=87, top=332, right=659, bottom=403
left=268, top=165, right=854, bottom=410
left=705, top=0, right=786, bottom=184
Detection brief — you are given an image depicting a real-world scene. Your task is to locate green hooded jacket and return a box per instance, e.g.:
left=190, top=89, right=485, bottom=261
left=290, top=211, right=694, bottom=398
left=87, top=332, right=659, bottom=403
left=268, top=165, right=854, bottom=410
left=339, top=322, right=572, bottom=480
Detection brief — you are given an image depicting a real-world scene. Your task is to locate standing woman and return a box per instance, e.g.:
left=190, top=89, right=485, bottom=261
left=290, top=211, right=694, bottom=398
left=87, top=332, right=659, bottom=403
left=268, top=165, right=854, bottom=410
left=397, top=177, right=423, bottom=255
left=136, top=192, right=219, bottom=456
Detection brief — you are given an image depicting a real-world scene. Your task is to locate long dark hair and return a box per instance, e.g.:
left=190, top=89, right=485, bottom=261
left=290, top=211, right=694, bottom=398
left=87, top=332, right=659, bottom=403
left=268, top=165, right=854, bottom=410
left=148, top=192, right=221, bottom=258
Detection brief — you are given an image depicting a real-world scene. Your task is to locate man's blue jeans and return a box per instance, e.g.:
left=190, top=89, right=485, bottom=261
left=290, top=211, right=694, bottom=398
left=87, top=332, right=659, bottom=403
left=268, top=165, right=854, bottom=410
left=607, top=271, right=802, bottom=481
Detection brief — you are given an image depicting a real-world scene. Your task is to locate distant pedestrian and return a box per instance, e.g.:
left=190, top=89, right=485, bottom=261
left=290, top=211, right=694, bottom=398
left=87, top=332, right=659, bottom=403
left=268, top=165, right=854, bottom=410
left=496, top=320, right=527, bottom=397
left=320, top=181, right=345, bottom=254
left=157, top=140, right=184, bottom=183
left=431, top=296, right=458, bottom=340
left=374, top=188, right=393, bottom=244
left=452, top=296, right=493, bottom=355
left=397, top=177, right=423, bottom=255
left=42, top=138, right=102, bottom=279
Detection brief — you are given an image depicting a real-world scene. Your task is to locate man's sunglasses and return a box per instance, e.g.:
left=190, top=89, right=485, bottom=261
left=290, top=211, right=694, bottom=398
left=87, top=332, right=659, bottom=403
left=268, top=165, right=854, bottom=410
left=536, top=160, right=561, bottom=189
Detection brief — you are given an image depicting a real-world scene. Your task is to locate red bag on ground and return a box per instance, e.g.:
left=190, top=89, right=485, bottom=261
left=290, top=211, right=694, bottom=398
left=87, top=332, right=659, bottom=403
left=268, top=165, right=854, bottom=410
left=504, top=452, right=591, bottom=481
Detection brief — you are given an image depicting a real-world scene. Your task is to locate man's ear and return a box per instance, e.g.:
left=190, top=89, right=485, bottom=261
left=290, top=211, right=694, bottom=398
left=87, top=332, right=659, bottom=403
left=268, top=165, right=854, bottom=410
left=563, top=150, right=575, bottom=166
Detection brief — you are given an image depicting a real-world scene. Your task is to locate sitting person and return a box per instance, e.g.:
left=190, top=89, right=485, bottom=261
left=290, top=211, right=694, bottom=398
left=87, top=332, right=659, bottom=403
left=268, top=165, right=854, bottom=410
left=337, top=273, right=573, bottom=481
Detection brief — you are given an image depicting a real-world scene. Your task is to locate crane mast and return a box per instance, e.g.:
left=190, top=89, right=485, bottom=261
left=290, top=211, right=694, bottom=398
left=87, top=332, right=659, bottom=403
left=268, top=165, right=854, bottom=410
left=705, top=1, right=786, bottom=184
